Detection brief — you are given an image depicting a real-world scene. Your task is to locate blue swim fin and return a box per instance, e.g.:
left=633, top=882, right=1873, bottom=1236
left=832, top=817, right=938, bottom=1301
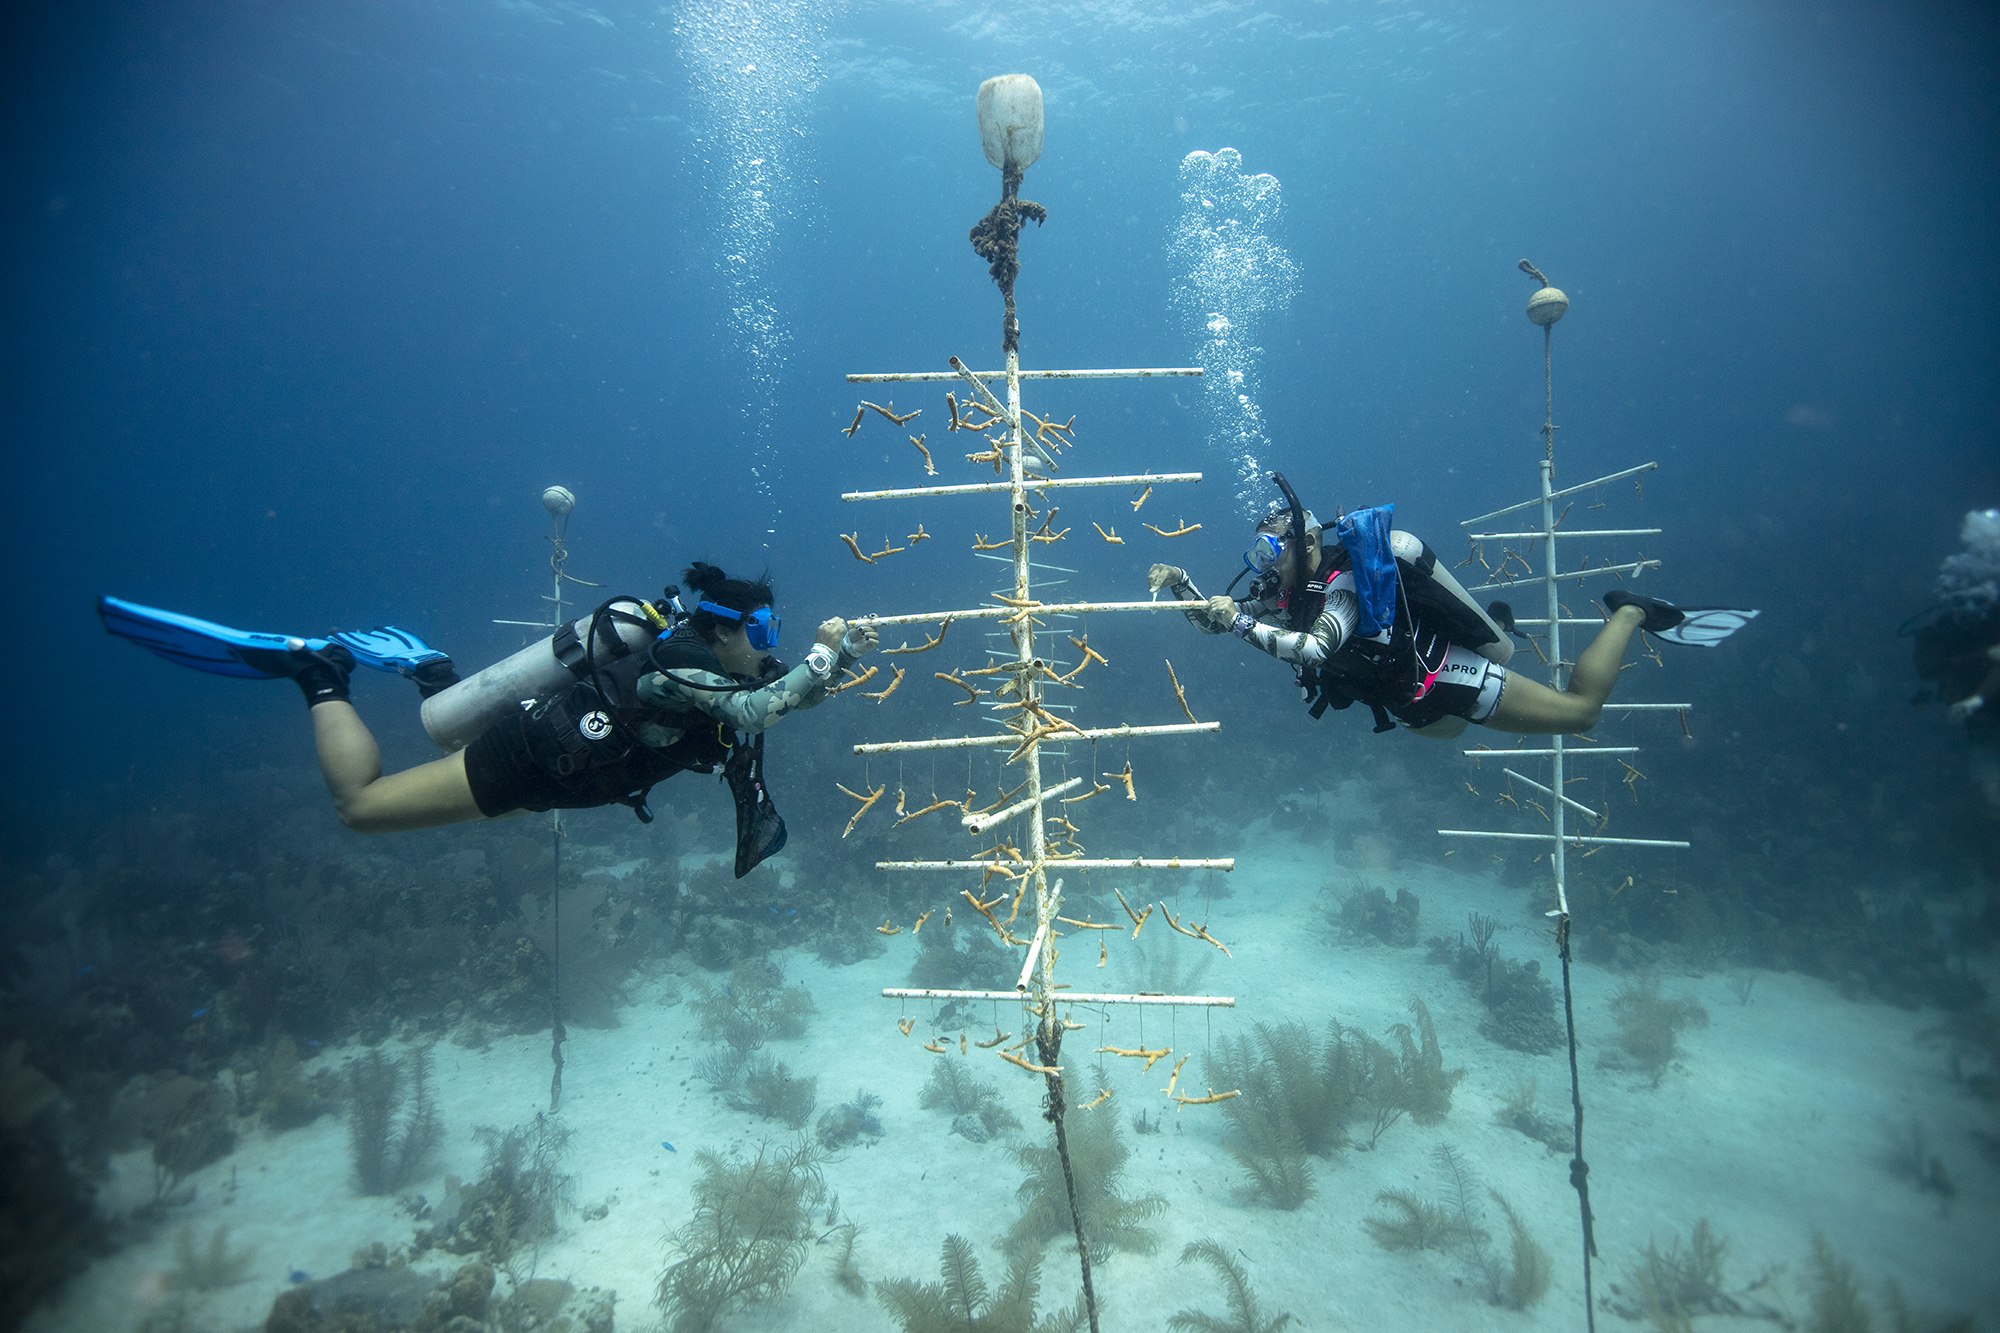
left=329, top=626, right=451, bottom=675
left=98, top=596, right=328, bottom=679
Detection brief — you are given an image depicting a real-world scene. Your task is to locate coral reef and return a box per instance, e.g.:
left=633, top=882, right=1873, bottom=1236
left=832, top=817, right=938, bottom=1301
left=919, top=1059, right=1022, bottom=1143
left=1167, top=1238, right=1294, bottom=1333
left=345, top=1046, right=442, bottom=1197
left=729, top=1055, right=819, bottom=1130
left=1493, top=1076, right=1571, bottom=1155
left=1481, top=1190, right=1553, bottom=1312
left=1603, top=977, right=1709, bottom=1082
left=1006, top=1071, right=1166, bottom=1262
left=1363, top=1145, right=1550, bottom=1311
left=167, top=1224, right=255, bottom=1291
left=877, top=1232, right=1087, bottom=1333
left=908, top=915, right=1016, bottom=992
left=655, top=1138, right=827, bottom=1333
left=1805, top=1232, right=1870, bottom=1333
left=107, top=1071, right=239, bottom=1207
left=1330, top=882, right=1421, bottom=947
left=423, top=1112, right=573, bottom=1276
left=826, top=1221, right=866, bottom=1296
left=1880, top=1117, right=1956, bottom=1206
left=1390, top=997, right=1464, bottom=1125
left=815, top=1089, right=885, bottom=1150
left=1131, top=932, right=1215, bottom=996
left=253, top=1036, right=332, bottom=1130
left=1427, top=918, right=1561, bottom=1054
left=689, top=957, right=814, bottom=1051
left=516, top=873, right=659, bottom=1029
left=1206, top=1020, right=1362, bottom=1209
left=1608, top=1219, right=1791, bottom=1327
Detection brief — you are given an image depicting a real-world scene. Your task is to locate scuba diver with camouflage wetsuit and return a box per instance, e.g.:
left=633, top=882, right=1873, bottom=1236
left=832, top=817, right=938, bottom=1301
left=1152, top=472, right=1757, bottom=739
left=98, top=561, right=879, bottom=876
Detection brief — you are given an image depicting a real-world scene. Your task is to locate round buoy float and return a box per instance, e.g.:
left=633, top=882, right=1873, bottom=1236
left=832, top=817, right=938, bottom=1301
left=541, top=485, right=576, bottom=517
left=1526, top=285, right=1569, bottom=327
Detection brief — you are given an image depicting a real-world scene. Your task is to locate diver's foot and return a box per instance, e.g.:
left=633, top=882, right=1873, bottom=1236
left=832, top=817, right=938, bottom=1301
left=408, top=658, right=460, bottom=699
left=239, top=641, right=354, bottom=708
left=1488, top=600, right=1518, bottom=634
left=1604, top=590, right=1686, bottom=635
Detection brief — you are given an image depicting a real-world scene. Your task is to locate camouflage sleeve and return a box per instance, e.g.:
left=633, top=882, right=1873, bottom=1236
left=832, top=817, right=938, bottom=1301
left=636, top=661, right=830, bottom=735
left=1241, top=589, right=1358, bottom=666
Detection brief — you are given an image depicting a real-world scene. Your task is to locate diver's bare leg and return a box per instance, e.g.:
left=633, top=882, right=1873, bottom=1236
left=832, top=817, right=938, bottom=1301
left=1482, top=604, right=1647, bottom=735
left=309, top=701, right=487, bottom=832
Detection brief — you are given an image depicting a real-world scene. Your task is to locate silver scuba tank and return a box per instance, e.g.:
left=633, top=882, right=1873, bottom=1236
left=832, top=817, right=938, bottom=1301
left=421, top=597, right=665, bottom=752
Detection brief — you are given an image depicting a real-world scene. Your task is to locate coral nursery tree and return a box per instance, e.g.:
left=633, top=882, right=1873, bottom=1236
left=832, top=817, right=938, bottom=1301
left=831, top=74, right=1237, bottom=1333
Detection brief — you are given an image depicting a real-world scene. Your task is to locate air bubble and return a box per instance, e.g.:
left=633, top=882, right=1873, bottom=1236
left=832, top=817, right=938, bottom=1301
left=1169, top=149, right=1300, bottom=515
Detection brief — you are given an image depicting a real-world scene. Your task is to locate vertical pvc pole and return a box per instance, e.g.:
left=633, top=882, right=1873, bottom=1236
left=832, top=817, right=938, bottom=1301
left=1541, top=458, right=1569, bottom=916
left=1008, top=348, right=1054, bottom=1006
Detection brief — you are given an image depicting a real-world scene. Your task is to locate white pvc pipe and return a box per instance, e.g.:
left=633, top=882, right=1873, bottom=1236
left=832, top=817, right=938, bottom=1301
left=842, top=471, right=1202, bottom=502
left=848, top=368, right=1205, bottom=383
left=1437, top=830, right=1691, bottom=848
left=1470, top=558, right=1661, bottom=592
left=1461, top=462, right=1659, bottom=527
left=882, top=988, right=1235, bottom=1007
left=1464, top=746, right=1641, bottom=757
left=852, top=600, right=1206, bottom=629
left=965, top=777, right=1085, bottom=832
left=876, top=857, right=1235, bottom=871
left=1016, top=920, right=1050, bottom=992
left=856, top=721, right=1219, bottom=754
left=1501, top=767, right=1602, bottom=820
left=1464, top=528, right=1663, bottom=540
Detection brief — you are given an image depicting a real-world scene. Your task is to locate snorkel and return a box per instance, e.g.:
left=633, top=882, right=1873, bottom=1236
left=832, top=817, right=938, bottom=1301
left=1268, top=470, right=1313, bottom=633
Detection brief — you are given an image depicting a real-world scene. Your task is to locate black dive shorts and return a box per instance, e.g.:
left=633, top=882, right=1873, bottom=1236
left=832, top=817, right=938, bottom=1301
left=462, top=715, right=568, bottom=818
left=1387, top=645, right=1509, bottom=730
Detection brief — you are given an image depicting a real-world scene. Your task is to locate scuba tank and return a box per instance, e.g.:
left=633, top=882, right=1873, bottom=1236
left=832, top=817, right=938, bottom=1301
left=421, top=595, right=677, bottom=752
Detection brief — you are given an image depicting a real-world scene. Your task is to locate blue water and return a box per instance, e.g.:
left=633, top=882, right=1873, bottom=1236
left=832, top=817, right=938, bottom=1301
left=4, top=2, right=1997, bottom=1328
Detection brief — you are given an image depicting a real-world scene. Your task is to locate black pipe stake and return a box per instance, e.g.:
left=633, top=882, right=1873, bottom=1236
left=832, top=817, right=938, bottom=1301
left=549, top=813, right=567, bottom=1112
left=1038, top=1023, right=1098, bottom=1333
left=1557, top=913, right=1596, bottom=1331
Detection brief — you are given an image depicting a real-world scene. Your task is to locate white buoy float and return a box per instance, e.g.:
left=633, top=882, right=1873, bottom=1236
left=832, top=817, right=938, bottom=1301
left=976, top=74, right=1043, bottom=175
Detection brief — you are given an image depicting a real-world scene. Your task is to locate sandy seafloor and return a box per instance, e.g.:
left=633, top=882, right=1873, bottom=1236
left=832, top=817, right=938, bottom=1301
left=27, top=824, right=2000, bottom=1333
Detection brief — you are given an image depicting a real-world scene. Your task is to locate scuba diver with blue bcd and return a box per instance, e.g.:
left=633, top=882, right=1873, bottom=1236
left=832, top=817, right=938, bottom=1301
left=1151, top=472, right=1758, bottom=738
left=97, top=561, right=880, bottom=877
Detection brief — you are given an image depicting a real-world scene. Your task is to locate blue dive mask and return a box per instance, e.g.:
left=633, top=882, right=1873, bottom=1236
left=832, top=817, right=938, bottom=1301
left=698, top=601, right=781, bottom=651
left=1243, top=532, right=1286, bottom=576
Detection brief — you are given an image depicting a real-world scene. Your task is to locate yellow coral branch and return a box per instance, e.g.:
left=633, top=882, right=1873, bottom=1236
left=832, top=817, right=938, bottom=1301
left=861, top=666, right=905, bottom=702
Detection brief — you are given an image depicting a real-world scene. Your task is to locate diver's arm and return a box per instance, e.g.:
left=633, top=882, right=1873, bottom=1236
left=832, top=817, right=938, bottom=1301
left=1149, top=564, right=1234, bottom=633
left=638, top=619, right=876, bottom=727
left=789, top=621, right=879, bottom=713
left=1235, top=588, right=1360, bottom=667
left=639, top=663, right=823, bottom=733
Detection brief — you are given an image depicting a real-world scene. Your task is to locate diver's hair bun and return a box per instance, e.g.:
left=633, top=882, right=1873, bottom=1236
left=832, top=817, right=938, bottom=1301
left=684, top=561, right=729, bottom=596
